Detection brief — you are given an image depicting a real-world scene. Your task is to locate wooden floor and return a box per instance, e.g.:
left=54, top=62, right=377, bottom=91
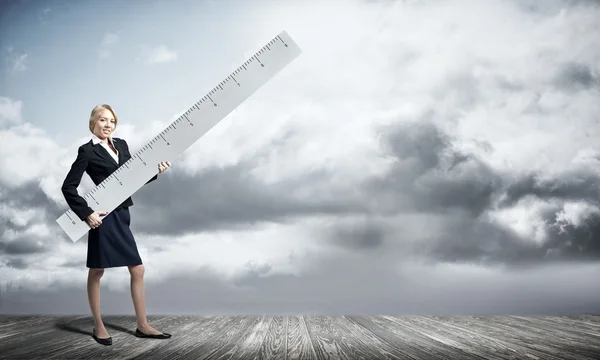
left=1, top=315, right=599, bottom=359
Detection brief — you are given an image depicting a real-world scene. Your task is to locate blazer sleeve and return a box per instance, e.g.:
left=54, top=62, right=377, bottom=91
left=120, top=138, right=158, bottom=185
left=61, top=146, right=95, bottom=221
left=146, top=174, right=158, bottom=184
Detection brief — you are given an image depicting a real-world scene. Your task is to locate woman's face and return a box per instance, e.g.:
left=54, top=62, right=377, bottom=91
left=94, top=109, right=116, bottom=139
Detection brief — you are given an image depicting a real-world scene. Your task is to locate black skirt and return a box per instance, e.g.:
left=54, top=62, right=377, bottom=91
left=86, top=207, right=143, bottom=269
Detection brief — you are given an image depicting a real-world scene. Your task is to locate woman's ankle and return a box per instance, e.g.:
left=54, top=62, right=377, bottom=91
left=93, top=319, right=105, bottom=328
left=136, top=320, right=150, bottom=329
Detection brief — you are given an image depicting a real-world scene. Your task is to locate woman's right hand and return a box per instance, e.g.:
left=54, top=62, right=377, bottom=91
left=87, top=211, right=108, bottom=229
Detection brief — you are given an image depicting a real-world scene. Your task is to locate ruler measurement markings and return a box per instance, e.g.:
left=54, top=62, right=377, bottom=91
left=159, top=134, right=169, bottom=145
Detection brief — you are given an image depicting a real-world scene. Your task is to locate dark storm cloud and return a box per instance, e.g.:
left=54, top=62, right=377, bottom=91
left=0, top=178, right=90, bottom=276
left=416, top=216, right=545, bottom=268
left=555, top=63, right=600, bottom=91
left=320, top=117, right=600, bottom=266
left=0, top=233, right=48, bottom=255
left=130, top=158, right=367, bottom=236
left=4, top=257, right=28, bottom=269
left=327, top=217, right=386, bottom=250
left=0, top=180, right=65, bottom=260
left=539, top=207, right=600, bottom=261
left=498, top=165, right=600, bottom=262
left=366, top=118, right=503, bottom=217
left=0, top=181, right=61, bottom=214
left=501, top=169, right=600, bottom=208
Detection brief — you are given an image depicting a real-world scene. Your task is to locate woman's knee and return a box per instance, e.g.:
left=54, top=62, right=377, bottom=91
left=128, top=264, right=145, bottom=279
left=89, top=268, right=104, bottom=279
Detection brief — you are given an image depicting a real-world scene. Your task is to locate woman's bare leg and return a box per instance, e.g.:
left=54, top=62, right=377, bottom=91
left=88, top=268, right=109, bottom=338
left=128, top=264, right=162, bottom=334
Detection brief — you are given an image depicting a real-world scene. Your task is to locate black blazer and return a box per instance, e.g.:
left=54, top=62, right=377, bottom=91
left=61, top=137, right=158, bottom=221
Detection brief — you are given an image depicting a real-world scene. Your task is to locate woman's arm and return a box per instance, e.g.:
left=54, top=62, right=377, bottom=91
left=61, top=146, right=95, bottom=221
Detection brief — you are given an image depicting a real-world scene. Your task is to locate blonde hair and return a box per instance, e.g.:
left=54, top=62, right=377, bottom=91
left=88, top=104, right=118, bottom=134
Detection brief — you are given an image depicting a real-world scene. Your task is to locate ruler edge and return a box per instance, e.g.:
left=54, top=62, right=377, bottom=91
left=57, top=30, right=302, bottom=242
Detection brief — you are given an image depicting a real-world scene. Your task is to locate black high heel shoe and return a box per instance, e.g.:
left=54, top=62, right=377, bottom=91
left=92, top=328, right=113, bottom=346
left=135, top=328, right=172, bottom=339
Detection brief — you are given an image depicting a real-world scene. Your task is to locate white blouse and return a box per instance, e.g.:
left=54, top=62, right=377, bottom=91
left=91, top=133, right=119, bottom=164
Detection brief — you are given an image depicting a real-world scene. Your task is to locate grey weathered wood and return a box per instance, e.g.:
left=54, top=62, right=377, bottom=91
left=286, top=315, right=317, bottom=360
left=416, top=315, right=551, bottom=359
left=258, top=315, right=287, bottom=359
left=0, top=315, right=599, bottom=359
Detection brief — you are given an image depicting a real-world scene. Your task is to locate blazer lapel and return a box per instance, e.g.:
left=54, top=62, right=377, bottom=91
left=92, top=141, right=119, bottom=167
left=115, top=139, right=126, bottom=165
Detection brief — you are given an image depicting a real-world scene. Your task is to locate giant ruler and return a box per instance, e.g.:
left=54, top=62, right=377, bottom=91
left=57, top=31, right=302, bottom=242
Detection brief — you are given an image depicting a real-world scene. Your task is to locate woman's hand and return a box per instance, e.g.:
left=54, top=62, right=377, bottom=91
left=87, top=210, right=108, bottom=229
left=158, top=161, right=171, bottom=174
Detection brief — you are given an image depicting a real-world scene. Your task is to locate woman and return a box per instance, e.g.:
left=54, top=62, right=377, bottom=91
left=61, top=104, right=172, bottom=346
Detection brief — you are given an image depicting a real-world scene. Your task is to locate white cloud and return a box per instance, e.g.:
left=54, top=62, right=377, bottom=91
left=11, top=53, right=27, bottom=72
left=0, top=97, right=22, bottom=126
left=0, top=121, right=68, bottom=189
left=38, top=7, right=51, bottom=24
left=2, top=47, right=27, bottom=73
left=98, top=33, right=119, bottom=58
left=139, top=45, right=178, bottom=64
left=487, top=197, right=557, bottom=245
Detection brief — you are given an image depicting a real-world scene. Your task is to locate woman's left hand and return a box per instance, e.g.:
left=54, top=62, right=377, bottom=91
left=158, top=161, right=171, bottom=174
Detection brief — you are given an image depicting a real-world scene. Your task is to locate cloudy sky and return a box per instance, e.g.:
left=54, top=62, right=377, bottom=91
left=1, top=0, right=600, bottom=316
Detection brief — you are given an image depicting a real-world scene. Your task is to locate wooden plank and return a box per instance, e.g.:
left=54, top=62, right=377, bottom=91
left=570, top=315, right=600, bottom=327
left=305, top=315, right=395, bottom=360
left=346, top=316, right=454, bottom=360
left=376, top=316, right=489, bottom=359
left=495, top=316, right=600, bottom=360
left=406, top=315, right=518, bottom=360
left=0, top=316, right=87, bottom=359
left=214, top=315, right=272, bottom=360
left=199, top=316, right=263, bottom=360
left=257, top=315, right=287, bottom=359
left=331, top=316, right=418, bottom=360
left=422, top=316, right=567, bottom=360
left=455, top=316, right=595, bottom=360
left=0, top=315, right=62, bottom=331
left=169, top=316, right=256, bottom=360
left=166, top=316, right=237, bottom=359
left=286, top=316, right=317, bottom=360
left=509, top=316, right=600, bottom=339
left=304, top=315, right=345, bottom=359
left=381, top=316, right=489, bottom=359
left=328, top=316, right=417, bottom=359
left=0, top=316, right=82, bottom=347
left=422, top=315, right=574, bottom=360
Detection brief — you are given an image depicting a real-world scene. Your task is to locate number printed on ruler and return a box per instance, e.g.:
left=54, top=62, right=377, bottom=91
left=57, top=31, right=302, bottom=242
